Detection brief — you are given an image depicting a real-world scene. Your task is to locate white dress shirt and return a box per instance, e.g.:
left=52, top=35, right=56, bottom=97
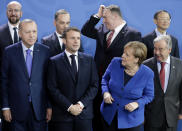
left=155, top=28, right=167, bottom=36
left=55, top=31, right=63, bottom=49
left=8, top=21, right=20, bottom=43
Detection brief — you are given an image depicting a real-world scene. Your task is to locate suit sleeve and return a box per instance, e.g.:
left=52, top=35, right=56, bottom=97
left=79, top=58, right=99, bottom=107
left=81, top=15, right=100, bottom=39
left=173, top=38, right=180, bottom=58
left=136, top=70, right=154, bottom=108
left=47, top=59, right=72, bottom=111
left=101, top=59, right=114, bottom=94
left=0, top=49, right=10, bottom=108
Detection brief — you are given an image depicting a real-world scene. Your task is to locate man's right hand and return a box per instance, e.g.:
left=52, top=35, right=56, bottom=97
left=69, top=104, right=83, bottom=116
left=96, top=5, right=105, bottom=18
left=3, top=109, right=12, bottom=122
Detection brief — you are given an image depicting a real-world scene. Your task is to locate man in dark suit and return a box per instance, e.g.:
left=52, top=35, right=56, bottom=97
left=0, top=1, right=22, bottom=65
left=0, top=19, right=52, bottom=131
left=142, top=10, right=179, bottom=59
left=143, top=35, right=182, bottom=131
left=81, top=5, right=141, bottom=131
left=41, top=9, right=83, bottom=57
left=0, top=1, right=22, bottom=130
left=47, top=27, right=98, bottom=131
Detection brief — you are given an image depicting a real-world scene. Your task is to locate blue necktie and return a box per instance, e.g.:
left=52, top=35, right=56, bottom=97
left=26, top=49, right=32, bottom=77
left=70, top=55, right=77, bottom=79
left=13, top=27, right=18, bottom=43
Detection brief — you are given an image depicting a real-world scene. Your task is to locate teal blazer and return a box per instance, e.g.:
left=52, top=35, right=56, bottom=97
left=100, top=57, right=154, bottom=129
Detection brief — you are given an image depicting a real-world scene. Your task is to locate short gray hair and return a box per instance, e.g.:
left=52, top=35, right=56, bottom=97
left=153, top=35, right=172, bottom=49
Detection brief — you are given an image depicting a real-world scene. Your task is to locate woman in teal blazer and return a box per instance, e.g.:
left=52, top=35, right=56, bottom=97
left=101, top=41, right=154, bottom=131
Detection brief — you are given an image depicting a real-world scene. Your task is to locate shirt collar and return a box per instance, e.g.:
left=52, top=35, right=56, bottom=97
left=65, top=49, right=78, bottom=57
left=157, top=56, right=170, bottom=65
left=21, top=42, right=34, bottom=52
left=114, top=20, right=126, bottom=33
left=55, top=31, right=62, bottom=38
left=155, top=28, right=167, bottom=36
left=8, top=21, right=19, bottom=29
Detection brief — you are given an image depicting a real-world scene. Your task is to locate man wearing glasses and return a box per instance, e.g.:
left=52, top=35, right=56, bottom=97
left=142, top=10, right=179, bottom=59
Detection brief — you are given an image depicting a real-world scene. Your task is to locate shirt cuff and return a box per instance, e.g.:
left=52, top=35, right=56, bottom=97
left=93, top=14, right=100, bottom=19
left=77, top=101, right=84, bottom=108
left=2, top=108, right=10, bottom=111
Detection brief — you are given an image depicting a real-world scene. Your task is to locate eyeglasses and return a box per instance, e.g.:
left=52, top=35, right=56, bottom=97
left=7, top=9, right=21, bottom=13
left=157, top=18, right=171, bottom=22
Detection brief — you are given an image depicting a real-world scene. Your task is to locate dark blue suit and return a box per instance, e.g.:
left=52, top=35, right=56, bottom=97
left=101, top=57, right=154, bottom=129
left=47, top=52, right=98, bottom=131
left=1, top=42, right=50, bottom=130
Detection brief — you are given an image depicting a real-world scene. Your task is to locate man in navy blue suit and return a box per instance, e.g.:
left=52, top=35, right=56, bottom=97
left=1, top=19, right=52, bottom=131
left=47, top=27, right=98, bottom=131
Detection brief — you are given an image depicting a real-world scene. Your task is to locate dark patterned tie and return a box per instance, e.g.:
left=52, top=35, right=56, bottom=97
left=13, top=27, right=18, bottom=43
left=70, top=55, right=77, bottom=79
left=107, top=30, right=115, bottom=48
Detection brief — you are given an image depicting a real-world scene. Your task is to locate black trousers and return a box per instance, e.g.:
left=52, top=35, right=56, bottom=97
left=48, top=119, right=92, bottom=131
left=102, top=114, right=142, bottom=131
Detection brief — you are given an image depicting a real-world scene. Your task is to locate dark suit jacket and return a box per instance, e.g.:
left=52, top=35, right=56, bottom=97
left=47, top=52, right=98, bottom=121
left=143, top=57, right=182, bottom=127
left=1, top=42, right=50, bottom=121
left=81, top=16, right=142, bottom=74
left=142, top=30, right=180, bottom=59
left=0, top=24, right=13, bottom=65
left=41, top=32, right=83, bottom=57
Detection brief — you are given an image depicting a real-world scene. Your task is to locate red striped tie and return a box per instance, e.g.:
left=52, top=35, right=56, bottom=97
left=107, top=31, right=114, bottom=48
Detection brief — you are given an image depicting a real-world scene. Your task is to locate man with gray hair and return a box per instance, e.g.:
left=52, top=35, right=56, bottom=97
left=143, top=35, right=182, bottom=131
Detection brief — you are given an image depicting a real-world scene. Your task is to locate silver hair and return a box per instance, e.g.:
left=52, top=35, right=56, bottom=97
left=153, top=35, right=172, bottom=49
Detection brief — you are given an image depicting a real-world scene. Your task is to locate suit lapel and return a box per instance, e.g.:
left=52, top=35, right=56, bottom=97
left=152, top=58, right=164, bottom=92
left=165, top=57, right=176, bottom=94
left=30, top=43, right=39, bottom=79
left=53, top=32, right=63, bottom=52
left=62, top=52, right=76, bottom=83
left=105, top=25, right=127, bottom=50
left=76, top=53, right=84, bottom=85
left=16, top=42, right=29, bottom=79
left=5, top=24, right=13, bottom=44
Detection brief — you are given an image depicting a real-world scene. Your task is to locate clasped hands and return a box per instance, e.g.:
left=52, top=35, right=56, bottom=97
left=103, top=92, right=139, bottom=112
left=69, top=103, right=84, bottom=116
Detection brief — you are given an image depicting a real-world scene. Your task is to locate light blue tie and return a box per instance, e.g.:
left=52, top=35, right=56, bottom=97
left=26, top=49, right=32, bottom=77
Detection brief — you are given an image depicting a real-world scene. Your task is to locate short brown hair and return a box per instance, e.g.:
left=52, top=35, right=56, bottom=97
left=62, top=27, right=80, bottom=38
left=124, top=41, right=147, bottom=66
